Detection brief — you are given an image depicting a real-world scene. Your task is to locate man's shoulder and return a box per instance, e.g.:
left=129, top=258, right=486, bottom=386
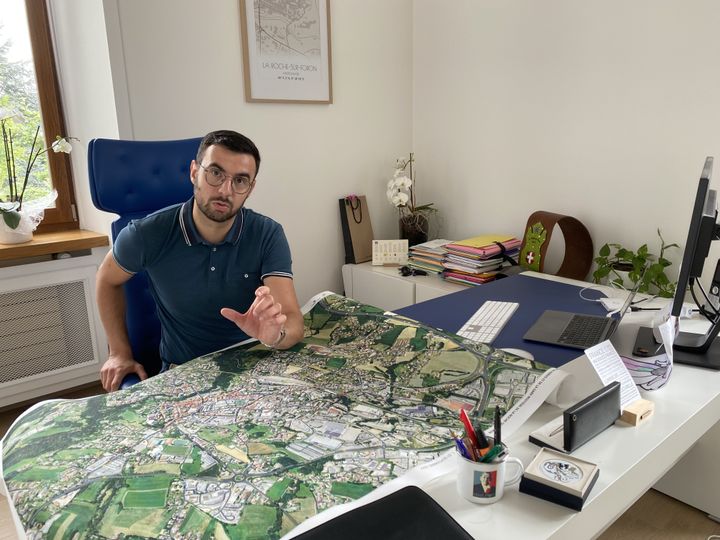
left=114, top=202, right=185, bottom=270
left=243, top=208, right=283, bottom=231
left=122, top=203, right=184, bottom=251
left=132, top=203, right=183, bottom=231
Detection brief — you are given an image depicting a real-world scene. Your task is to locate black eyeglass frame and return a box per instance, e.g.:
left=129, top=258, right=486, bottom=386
left=198, top=163, right=255, bottom=195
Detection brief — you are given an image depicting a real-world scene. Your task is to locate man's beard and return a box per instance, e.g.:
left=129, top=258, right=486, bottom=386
left=197, top=197, right=239, bottom=223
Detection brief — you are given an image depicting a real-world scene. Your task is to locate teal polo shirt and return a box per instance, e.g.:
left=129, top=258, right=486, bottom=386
left=113, top=197, right=293, bottom=365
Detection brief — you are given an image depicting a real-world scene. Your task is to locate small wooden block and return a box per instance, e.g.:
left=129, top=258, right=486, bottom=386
left=620, top=399, right=655, bottom=426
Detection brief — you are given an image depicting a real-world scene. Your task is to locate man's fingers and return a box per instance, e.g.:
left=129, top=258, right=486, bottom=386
left=251, top=294, right=274, bottom=316
left=256, top=302, right=282, bottom=322
left=110, top=372, right=124, bottom=392
left=255, top=286, right=270, bottom=297
left=221, top=307, right=246, bottom=324
left=101, top=369, right=113, bottom=392
left=136, top=364, right=148, bottom=381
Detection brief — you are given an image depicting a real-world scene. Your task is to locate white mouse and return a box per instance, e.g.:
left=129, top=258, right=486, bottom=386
left=499, top=348, right=535, bottom=361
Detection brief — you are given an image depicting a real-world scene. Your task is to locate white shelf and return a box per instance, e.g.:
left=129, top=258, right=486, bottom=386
left=341, top=262, right=465, bottom=310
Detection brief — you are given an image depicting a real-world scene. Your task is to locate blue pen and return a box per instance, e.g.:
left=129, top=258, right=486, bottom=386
left=454, top=437, right=473, bottom=461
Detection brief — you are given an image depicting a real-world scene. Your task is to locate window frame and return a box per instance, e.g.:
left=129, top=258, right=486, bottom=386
left=23, top=0, right=78, bottom=232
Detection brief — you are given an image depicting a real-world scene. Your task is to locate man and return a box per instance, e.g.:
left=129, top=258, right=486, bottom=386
left=96, top=130, right=304, bottom=392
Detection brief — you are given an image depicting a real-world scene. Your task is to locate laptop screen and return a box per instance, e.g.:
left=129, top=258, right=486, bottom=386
left=615, top=288, right=637, bottom=319
left=611, top=268, right=647, bottom=323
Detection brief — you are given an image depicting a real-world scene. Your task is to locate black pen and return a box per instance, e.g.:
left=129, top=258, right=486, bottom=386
left=494, top=406, right=502, bottom=446
left=630, top=306, right=699, bottom=312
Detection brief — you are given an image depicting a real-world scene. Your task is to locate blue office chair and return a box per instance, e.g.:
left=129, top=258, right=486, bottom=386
left=88, top=137, right=202, bottom=387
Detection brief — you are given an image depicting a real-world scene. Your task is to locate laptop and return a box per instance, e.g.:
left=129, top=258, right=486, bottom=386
left=523, top=283, right=639, bottom=350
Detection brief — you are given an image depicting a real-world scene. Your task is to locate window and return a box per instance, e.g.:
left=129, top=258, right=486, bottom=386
left=0, top=0, right=77, bottom=232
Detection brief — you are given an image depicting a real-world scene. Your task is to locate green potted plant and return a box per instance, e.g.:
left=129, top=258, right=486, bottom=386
left=592, top=229, right=679, bottom=297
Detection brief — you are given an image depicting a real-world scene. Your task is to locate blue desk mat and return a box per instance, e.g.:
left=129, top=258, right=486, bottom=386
left=395, top=274, right=607, bottom=367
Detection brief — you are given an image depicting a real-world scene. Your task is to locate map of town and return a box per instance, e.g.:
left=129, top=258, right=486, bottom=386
left=2, top=293, right=549, bottom=539
left=253, top=0, right=322, bottom=59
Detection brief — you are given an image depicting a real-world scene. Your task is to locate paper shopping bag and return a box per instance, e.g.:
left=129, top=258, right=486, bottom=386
left=339, top=195, right=374, bottom=264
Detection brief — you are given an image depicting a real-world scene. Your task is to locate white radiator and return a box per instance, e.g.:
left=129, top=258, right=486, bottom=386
left=0, top=249, right=108, bottom=408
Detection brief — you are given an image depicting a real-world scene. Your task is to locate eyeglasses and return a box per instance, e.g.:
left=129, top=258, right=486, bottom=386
left=198, top=163, right=254, bottom=194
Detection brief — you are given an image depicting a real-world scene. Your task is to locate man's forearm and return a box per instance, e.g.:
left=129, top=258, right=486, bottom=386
left=276, top=311, right=304, bottom=350
left=96, top=281, right=134, bottom=358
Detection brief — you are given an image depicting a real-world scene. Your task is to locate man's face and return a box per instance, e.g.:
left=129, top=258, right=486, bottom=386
left=190, top=144, right=257, bottom=223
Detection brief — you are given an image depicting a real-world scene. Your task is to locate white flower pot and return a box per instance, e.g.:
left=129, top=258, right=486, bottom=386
left=0, top=212, right=38, bottom=245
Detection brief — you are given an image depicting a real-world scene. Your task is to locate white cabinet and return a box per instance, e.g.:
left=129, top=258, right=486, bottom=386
left=0, top=248, right=109, bottom=408
left=341, top=262, right=464, bottom=311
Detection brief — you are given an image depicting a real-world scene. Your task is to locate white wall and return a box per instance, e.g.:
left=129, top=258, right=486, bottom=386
left=413, top=0, right=720, bottom=283
left=53, top=0, right=720, bottom=299
left=53, top=0, right=414, bottom=305
left=49, top=0, right=131, bottom=238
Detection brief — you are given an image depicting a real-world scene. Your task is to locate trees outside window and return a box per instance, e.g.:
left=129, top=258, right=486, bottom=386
left=0, top=0, right=77, bottom=232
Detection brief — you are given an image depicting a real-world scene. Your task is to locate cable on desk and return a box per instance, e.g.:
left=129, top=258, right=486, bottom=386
left=578, top=285, right=608, bottom=303
left=692, top=280, right=720, bottom=320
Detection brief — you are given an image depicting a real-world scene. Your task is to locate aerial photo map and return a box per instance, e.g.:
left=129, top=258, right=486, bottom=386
left=253, top=0, right=322, bottom=60
left=2, top=293, right=549, bottom=539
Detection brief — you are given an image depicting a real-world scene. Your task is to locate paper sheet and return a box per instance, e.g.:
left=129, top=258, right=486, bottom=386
left=488, top=368, right=568, bottom=439
left=584, top=341, right=642, bottom=407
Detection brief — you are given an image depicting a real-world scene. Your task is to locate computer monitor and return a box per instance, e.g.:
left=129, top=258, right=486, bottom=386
left=667, top=156, right=720, bottom=369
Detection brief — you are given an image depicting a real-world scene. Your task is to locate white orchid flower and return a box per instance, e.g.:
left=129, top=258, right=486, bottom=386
left=395, top=175, right=412, bottom=189
left=391, top=192, right=409, bottom=207
left=387, top=178, right=398, bottom=189
left=52, top=137, right=73, bottom=154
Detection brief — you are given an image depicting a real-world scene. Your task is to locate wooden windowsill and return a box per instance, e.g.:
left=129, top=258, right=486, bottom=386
left=0, top=229, right=109, bottom=262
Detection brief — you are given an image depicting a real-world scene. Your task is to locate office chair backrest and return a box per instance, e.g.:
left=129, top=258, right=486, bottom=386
left=88, top=137, right=202, bottom=376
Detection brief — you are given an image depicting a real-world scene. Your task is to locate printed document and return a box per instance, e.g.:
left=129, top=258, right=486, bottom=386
left=584, top=341, right=641, bottom=407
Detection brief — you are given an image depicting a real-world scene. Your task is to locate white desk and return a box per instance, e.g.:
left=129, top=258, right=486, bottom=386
left=415, top=273, right=720, bottom=539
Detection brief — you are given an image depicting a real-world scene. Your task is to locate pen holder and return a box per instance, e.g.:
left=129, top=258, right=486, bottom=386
left=455, top=440, right=524, bottom=504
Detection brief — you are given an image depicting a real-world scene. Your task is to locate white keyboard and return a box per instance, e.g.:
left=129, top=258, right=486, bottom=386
left=457, top=301, right=519, bottom=344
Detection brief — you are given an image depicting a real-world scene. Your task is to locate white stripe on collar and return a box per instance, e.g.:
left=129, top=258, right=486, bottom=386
left=179, top=201, right=191, bottom=246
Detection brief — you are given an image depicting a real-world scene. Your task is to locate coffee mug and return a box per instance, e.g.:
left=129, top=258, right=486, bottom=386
left=455, top=444, right=524, bottom=504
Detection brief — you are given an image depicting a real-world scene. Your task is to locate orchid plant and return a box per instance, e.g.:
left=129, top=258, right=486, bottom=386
left=386, top=152, right=436, bottom=222
left=1, top=115, right=76, bottom=229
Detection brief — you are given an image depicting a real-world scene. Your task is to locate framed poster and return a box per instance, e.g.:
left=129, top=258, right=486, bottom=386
left=240, top=0, right=333, bottom=104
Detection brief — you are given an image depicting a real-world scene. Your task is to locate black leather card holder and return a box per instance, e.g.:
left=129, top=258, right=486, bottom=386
left=563, top=381, right=621, bottom=452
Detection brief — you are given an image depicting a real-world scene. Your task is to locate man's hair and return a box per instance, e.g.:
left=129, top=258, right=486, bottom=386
left=196, top=130, right=261, bottom=175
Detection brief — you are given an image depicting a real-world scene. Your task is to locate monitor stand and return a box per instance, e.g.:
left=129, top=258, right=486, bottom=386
left=633, top=325, right=720, bottom=371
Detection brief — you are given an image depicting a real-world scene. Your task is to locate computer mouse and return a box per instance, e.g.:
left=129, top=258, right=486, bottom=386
left=499, top=348, right=535, bottom=361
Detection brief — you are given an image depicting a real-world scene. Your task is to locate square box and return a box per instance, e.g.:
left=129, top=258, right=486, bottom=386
left=519, top=447, right=599, bottom=510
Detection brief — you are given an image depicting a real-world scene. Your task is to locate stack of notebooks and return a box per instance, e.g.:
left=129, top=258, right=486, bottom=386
left=407, top=239, right=453, bottom=274
left=442, top=234, right=521, bottom=286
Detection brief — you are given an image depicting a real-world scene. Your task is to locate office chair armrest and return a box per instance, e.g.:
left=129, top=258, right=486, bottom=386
left=119, top=373, right=142, bottom=390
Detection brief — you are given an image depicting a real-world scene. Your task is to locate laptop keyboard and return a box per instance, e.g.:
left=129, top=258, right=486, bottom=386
left=457, top=301, right=519, bottom=344
left=557, top=315, right=610, bottom=347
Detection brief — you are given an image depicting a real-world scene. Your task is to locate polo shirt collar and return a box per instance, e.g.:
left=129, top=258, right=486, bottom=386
left=178, top=196, right=245, bottom=246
